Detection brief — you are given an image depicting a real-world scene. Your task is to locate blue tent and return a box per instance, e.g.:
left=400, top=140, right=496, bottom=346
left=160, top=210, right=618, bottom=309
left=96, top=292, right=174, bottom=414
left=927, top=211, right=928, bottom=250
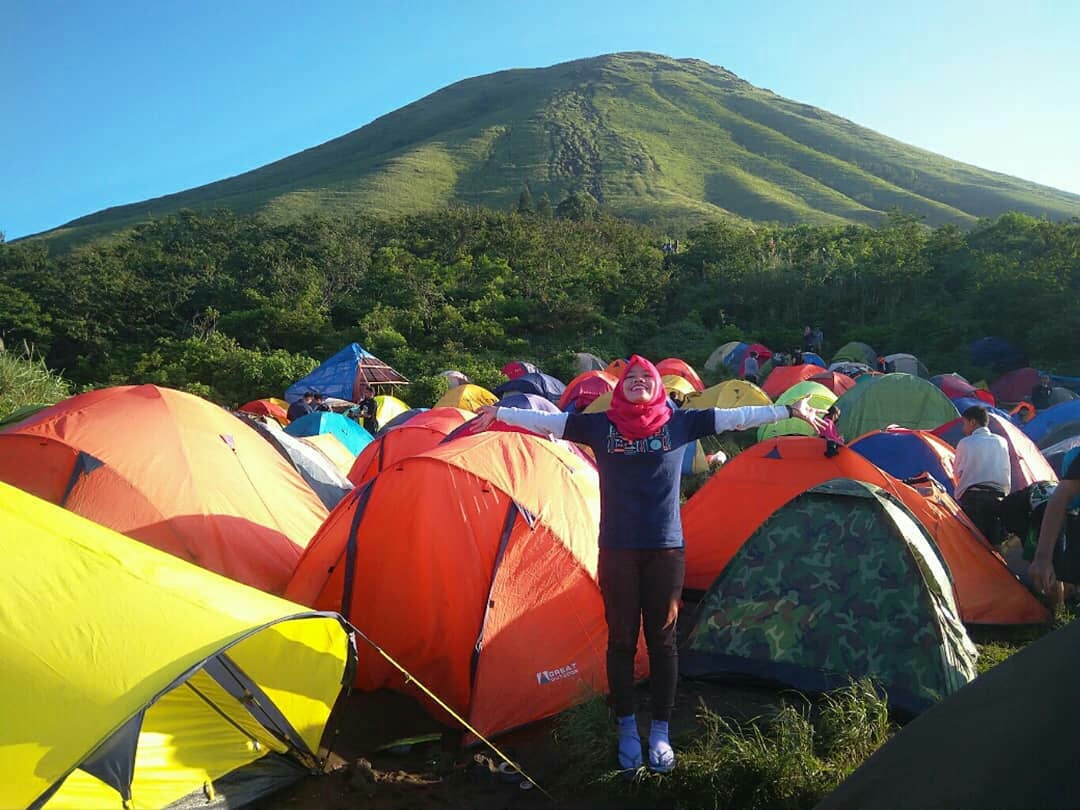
left=849, top=429, right=957, bottom=496
left=495, top=392, right=562, bottom=412
left=284, top=412, right=373, bottom=456
left=493, top=372, right=566, bottom=404
left=1023, top=401, right=1080, bottom=452
left=284, top=344, right=407, bottom=403
left=802, top=352, right=826, bottom=368
left=969, top=336, right=1025, bottom=372
left=950, top=397, right=1013, bottom=421
left=727, top=343, right=750, bottom=370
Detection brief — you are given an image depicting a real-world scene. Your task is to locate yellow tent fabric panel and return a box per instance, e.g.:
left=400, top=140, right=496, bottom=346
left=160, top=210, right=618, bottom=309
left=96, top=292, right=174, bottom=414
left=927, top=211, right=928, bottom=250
left=227, top=618, right=349, bottom=754
left=0, top=482, right=350, bottom=810
left=301, top=432, right=357, bottom=477
left=48, top=673, right=285, bottom=809
left=434, top=384, right=498, bottom=412
left=583, top=391, right=613, bottom=414
left=662, top=375, right=697, bottom=405
left=684, top=380, right=772, bottom=409
left=374, top=395, right=410, bottom=427
left=690, top=440, right=710, bottom=474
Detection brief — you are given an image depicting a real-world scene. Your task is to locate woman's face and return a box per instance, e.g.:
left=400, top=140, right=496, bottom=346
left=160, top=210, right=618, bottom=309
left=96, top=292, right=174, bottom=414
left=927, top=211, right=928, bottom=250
left=621, top=364, right=656, bottom=404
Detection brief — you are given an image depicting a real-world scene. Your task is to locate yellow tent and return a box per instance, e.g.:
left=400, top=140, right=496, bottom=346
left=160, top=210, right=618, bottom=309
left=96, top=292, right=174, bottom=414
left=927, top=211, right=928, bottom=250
left=434, top=383, right=498, bottom=412
left=374, top=394, right=410, bottom=428
left=0, top=481, right=354, bottom=809
left=584, top=391, right=613, bottom=414
left=683, top=379, right=772, bottom=410
left=662, top=374, right=697, bottom=406
left=302, top=432, right=358, bottom=477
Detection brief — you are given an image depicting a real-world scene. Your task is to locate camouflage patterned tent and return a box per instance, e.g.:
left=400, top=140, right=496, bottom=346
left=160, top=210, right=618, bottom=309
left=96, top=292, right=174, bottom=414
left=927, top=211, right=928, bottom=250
left=683, top=479, right=977, bottom=715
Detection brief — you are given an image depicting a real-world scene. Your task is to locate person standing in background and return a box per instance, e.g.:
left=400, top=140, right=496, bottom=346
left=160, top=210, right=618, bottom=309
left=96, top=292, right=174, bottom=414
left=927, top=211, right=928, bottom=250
left=955, top=405, right=1011, bottom=544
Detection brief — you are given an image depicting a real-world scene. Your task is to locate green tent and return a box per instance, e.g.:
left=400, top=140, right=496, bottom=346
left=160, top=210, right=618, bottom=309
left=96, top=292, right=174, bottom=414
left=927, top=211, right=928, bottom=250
left=683, top=479, right=977, bottom=716
left=758, top=381, right=836, bottom=440
left=831, top=341, right=877, bottom=367
left=0, top=403, right=50, bottom=429
left=835, top=373, right=960, bottom=440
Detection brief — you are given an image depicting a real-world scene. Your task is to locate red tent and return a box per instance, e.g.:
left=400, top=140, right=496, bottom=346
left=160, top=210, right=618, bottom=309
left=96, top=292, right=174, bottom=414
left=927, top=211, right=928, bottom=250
left=808, top=371, right=857, bottom=396
left=656, top=358, right=705, bottom=392
left=762, top=364, right=820, bottom=399
left=500, top=361, right=539, bottom=380
left=991, top=367, right=1040, bottom=405
left=933, top=373, right=995, bottom=405
left=347, top=407, right=471, bottom=486
left=287, top=432, right=646, bottom=738
left=558, top=370, right=617, bottom=411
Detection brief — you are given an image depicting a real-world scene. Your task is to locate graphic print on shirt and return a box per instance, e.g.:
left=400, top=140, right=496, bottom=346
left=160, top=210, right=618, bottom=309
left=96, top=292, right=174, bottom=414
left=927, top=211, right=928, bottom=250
left=606, top=424, right=673, bottom=455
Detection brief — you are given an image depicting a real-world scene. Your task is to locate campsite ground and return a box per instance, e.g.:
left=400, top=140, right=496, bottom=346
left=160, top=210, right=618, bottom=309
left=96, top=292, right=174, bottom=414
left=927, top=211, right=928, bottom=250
left=260, top=679, right=783, bottom=810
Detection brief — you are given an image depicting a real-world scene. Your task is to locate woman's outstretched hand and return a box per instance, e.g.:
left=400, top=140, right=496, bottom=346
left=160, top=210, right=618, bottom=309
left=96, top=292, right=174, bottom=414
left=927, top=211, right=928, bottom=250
left=472, top=405, right=499, bottom=432
left=789, top=395, right=826, bottom=431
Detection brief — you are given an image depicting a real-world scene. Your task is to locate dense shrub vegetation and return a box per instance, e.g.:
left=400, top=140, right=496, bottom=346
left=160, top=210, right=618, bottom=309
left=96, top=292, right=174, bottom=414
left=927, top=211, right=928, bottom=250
left=2, top=207, right=1076, bottom=405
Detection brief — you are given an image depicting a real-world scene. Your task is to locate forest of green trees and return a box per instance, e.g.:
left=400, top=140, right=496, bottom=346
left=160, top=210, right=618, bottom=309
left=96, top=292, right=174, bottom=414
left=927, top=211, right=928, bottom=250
left=1, top=206, right=1076, bottom=407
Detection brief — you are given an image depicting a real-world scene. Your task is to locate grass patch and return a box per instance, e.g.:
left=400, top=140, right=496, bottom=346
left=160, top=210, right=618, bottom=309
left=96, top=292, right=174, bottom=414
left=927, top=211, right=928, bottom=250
left=0, top=339, right=69, bottom=422
left=553, top=680, right=892, bottom=809
left=972, top=605, right=1076, bottom=674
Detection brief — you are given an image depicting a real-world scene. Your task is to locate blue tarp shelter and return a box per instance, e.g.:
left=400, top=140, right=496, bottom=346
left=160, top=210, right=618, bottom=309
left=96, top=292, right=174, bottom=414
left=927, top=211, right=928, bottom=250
left=285, top=344, right=407, bottom=403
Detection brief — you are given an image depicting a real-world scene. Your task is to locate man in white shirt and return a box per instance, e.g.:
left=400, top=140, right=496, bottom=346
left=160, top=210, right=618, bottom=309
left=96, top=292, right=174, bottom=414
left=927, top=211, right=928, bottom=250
left=954, top=405, right=1011, bottom=545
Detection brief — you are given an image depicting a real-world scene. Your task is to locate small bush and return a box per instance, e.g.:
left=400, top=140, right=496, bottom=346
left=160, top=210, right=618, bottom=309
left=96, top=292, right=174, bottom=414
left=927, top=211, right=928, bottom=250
left=551, top=695, right=616, bottom=789
left=667, top=682, right=892, bottom=810
left=0, top=340, right=70, bottom=420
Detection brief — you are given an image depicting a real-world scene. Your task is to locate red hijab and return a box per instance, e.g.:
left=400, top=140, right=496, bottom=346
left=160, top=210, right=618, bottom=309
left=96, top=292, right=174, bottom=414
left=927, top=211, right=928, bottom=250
left=607, top=355, right=672, bottom=440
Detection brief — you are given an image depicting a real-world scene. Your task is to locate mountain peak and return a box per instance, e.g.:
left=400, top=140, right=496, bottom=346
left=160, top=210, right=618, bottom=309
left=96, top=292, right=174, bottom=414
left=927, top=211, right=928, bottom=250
left=37, top=53, right=1080, bottom=246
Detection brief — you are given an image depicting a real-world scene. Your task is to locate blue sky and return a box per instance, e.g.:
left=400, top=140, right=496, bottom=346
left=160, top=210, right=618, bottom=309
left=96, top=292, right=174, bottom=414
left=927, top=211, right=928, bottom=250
left=3, top=0, right=1078, bottom=238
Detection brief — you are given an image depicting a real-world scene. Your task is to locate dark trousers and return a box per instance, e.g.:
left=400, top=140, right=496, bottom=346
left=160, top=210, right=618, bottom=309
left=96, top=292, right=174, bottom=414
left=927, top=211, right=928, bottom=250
left=960, top=485, right=1006, bottom=545
left=597, top=547, right=685, bottom=722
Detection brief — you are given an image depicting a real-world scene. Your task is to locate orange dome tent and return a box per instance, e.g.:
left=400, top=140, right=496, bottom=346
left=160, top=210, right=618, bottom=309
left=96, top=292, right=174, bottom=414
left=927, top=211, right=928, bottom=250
left=656, top=358, right=704, bottom=392
left=287, top=432, right=646, bottom=738
left=762, top=364, right=821, bottom=399
left=682, top=436, right=1047, bottom=625
left=238, top=398, right=290, bottom=426
left=605, top=358, right=629, bottom=378
left=0, top=385, right=328, bottom=594
left=348, top=407, right=473, bottom=486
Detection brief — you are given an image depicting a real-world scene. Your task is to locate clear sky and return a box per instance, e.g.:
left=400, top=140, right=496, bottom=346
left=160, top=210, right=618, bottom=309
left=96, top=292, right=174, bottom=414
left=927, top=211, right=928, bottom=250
left=3, top=0, right=1078, bottom=239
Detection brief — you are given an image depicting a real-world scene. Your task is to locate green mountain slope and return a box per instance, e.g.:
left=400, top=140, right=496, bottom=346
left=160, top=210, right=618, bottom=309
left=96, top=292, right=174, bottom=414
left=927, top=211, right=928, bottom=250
left=36, top=52, right=1080, bottom=245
